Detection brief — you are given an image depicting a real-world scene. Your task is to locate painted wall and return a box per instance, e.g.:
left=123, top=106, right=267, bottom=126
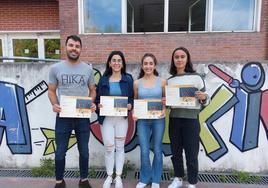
left=0, top=61, right=268, bottom=173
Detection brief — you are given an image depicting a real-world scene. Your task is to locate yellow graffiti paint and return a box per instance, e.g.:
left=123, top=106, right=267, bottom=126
left=162, top=109, right=170, bottom=144
left=199, top=85, right=234, bottom=154
left=41, top=128, right=77, bottom=155
left=93, top=68, right=101, bottom=85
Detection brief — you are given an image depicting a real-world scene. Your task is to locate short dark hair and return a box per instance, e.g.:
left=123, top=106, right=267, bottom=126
left=138, top=53, right=159, bottom=79
left=103, top=51, right=127, bottom=76
left=65, top=35, right=82, bottom=47
left=169, top=47, right=195, bottom=75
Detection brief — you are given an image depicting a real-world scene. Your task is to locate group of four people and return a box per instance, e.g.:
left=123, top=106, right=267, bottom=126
left=48, top=35, right=209, bottom=188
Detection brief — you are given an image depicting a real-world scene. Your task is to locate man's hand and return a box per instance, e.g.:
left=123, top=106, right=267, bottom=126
left=52, top=104, right=61, bottom=113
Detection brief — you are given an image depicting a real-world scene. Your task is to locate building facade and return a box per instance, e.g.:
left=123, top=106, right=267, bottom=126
left=62, top=0, right=268, bottom=62
left=0, top=0, right=268, bottom=63
left=0, top=0, right=60, bottom=60
left=1, top=0, right=268, bottom=172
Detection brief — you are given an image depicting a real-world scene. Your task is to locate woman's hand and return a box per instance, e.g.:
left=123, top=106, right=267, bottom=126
left=90, top=103, right=97, bottom=112
left=127, top=103, right=132, bottom=111
left=161, top=97, right=166, bottom=106
left=131, top=109, right=138, bottom=122
left=159, top=108, right=166, bottom=119
left=195, top=91, right=207, bottom=103
left=132, top=115, right=138, bottom=122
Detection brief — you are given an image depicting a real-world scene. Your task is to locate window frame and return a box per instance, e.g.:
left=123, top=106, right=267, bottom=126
left=210, top=0, right=260, bottom=32
left=0, top=32, right=60, bottom=62
left=79, top=0, right=262, bottom=34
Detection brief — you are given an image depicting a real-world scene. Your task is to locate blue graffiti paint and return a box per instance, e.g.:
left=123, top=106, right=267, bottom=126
left=207, top=97, right=238, bottom=161
left=0, top=81, right=32, bottom=154
left=199, top=85, right=239, bottom=161
left=229, top=62, right=265, bottom=151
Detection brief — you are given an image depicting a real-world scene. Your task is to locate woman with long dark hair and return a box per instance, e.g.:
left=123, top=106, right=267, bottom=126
left=134, top=53, right=166, bottom=188
left=96, top=51, right=133, bottom=188
left=167, top=47, right=209, bottom=188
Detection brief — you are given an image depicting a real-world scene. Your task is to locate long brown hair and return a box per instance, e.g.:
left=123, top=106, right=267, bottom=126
left=169, top=47, right=195, bottom=75
left=103, top=51, right=127, bottom=76
left=138, top=53, right=159, bottom=79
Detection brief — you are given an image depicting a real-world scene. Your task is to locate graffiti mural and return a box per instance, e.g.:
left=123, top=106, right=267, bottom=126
left=199, top=62, right=268, bottom=161
left=1, top=62, right=268, bottom=170
left=41, top=128, right=77, bottom=156
left=0, top=80, right=47, bottom=154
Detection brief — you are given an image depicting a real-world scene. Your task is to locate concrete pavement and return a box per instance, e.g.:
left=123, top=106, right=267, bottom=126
left=0, top=177, right=267, bottom=188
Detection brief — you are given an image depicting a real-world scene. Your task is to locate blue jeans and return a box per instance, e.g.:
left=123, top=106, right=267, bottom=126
left=55, top=116, right=90, bottom=180
left=137, top=118, right=165, bottom=184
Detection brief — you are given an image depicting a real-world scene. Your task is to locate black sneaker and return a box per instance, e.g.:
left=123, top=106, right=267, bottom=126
left=79, top=179, right=92, bottom=188
left=54, top=180, right=66, bottom=188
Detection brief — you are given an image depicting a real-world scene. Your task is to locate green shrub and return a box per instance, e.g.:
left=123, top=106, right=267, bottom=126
left=232, top=170, right=250, bottom=183
left=249, top=175, right=262, bottom=184
left=31, top=158, right=55, bottom=177
left=88, top=167, right=97, bottom=178
left=219, top=175, right=228, bottom=183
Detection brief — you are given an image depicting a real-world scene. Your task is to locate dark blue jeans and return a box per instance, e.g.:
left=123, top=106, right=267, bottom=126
left=55, top=116, right=90, bottom=180
left=137, top=118, right=165, bottom=184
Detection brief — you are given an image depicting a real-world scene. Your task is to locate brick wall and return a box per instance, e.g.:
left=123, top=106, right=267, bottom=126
left=60, top=0, right=268, bottom=63
left=263, top=0, right=268, bottom=61
left=0, top=0, right=59, bottom=31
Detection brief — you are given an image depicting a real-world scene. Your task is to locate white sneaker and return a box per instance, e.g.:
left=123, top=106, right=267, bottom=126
left=114, top=176, right=123, bottom=188
left=103, top=175, right=113, bottom=188
left=136, top=182, right=147, bottom=188
left=168, top=177, right=183, bottom=188
left=187, top=184, right=196, bottom=188
left=151, top=183, right=160, bottom=188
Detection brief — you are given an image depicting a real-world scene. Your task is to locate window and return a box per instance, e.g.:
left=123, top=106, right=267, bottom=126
left=0, top=33, right=60, bottom=62
left=83, top=0, right=122, bottom=33
left=127, top=0, right=164, bottom=32
left=81, top=0, right=260, bottom=33
left=190, top=0, right=206, bottom=31
left=212, top=0, right=255, bottom=31
left=127, top=0, right=134, bottom=32
left=168, top=0, right=206, bottom=32
left=13, top=39, right=38, bottom=62
left=45, top=39, right=60, bottom=59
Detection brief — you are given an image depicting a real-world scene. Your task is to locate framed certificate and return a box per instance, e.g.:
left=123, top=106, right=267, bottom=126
left=165, top=85, right=199, bottom=109
left=134, top=99, right=163, bottom=119
left=59, top=95, right=92, bottom=118
left=100, top=96, right=128, bottom=116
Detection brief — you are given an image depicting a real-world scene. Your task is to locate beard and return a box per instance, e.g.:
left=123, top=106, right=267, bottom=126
left=67, top=51, right=80, bottom=61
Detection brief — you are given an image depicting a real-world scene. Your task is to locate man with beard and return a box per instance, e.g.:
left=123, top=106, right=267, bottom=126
left=48, top=35, right=96, bottom=188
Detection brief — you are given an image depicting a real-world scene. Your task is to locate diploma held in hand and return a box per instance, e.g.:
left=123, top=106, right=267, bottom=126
left=100, top=96, right=128, bottom=116
left=165, top=85, right=198, bottom=109
left=134, top=99, right=162, bottom=119
left=60, top=95, right=92, bottom=118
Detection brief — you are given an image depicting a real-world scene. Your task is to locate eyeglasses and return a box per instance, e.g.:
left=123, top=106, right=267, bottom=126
left=111, top=59, right=122, bottom=64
